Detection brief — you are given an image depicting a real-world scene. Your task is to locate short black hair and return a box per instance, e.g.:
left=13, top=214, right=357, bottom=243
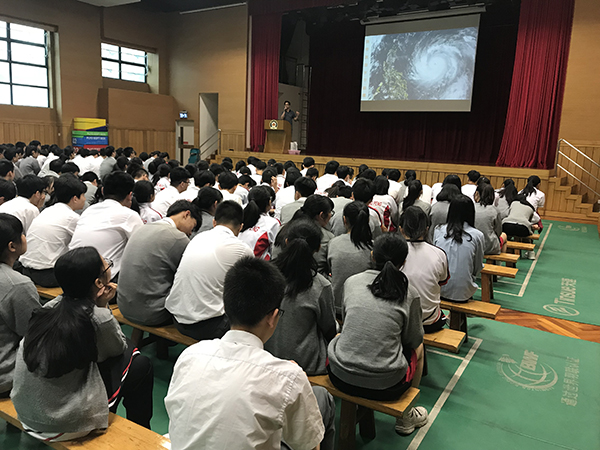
left=358, top=168, right=376, bottom=181
left=285, top=168, right=301, bottom=187
left=139, top=152, right=149, bottom=161
left=218, top=171, right=238, bottom=190
left=235, top=160, right=247, bottom=171
left=302, top=157, right=315, bottom=168
left=387, top=169, right=401, bottom=182
left=221, top=160, right=233, bottom=171
left=193, top=186, right=223, bottom=212
left=0, top=179, right=17, bottom=202
left=294, top=176, right=317, bottom=197
left=16, top=174, right=46, bottom=199
left=324, top=160, right=339, bottom=175
left=123, top=147, right=134, bottom=158
left=238, top=175, right=256, bottom=188
left=261, top=168, right=277, bottom=184
left=29, top=140, right=41, bottom=148
left=167, top=199, right=202, bottom=231
left=103, top=172, right=135, bottom=202
left=336, top=165, right=350, bottom=180
left=194, top=170, right=216, bottom=188
left=0, top=160, right=14, bottom=177
left=283, top=100, right=291, bottom=105
left=170, top=167, right=191, bottom=187
left=54, top=174, right=87, bottom=204
left=214, top=200, right=243, bottom=227
left=274, top=162, right=283, bottom=175
left=352, top=178, right=374, bottom=203
left=60, top=162, right=80, bottom=175
left=223, top=257, right=286, bottom=327
left=25, top=145, right=39, bottom=157
left=197, top=160, right=209, bottom=171
left=255, top=160, right=267, bottom=171
left=49, top=159, right=64, bottom=173
left=283, top=161, right=296, bottom=171
left=467, top=170, right=481, bottom=183
left=133, top=180, right=154, bottom=203
left=209, top=163, right=225, bottom=177
left=222, top=157, right=233, bottom=164
left=306, top=167, right=319, bottom=178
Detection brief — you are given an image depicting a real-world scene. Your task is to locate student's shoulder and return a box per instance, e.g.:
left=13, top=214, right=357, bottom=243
left=0, top=265, right=36, bottom=293
left=313, top=272, right=332, bottom=289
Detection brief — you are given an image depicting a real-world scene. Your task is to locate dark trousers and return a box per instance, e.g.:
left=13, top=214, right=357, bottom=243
left=424, top=312, right=447, bottom=334
left=22, top=267, right=59, bottom=288
left=175, top=315, right=230, bottom=341
left=502, top=222, right=531, bottom=238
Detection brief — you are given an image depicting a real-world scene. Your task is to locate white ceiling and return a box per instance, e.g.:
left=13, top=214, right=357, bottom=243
left=77, top=0, right=140, bottom=7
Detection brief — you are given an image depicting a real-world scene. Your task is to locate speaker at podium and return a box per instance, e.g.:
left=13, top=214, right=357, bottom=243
left=264, top=120, right=291, bottom=154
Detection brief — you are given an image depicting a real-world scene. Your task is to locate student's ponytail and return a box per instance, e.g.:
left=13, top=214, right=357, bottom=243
left=368, top=234, right=409, bottom=303
left=343, top=201, right=373, bottom=250
left=403, top=170, right=416, bottom=187
left=273, top=219, right=322, bottom=297
left=521, top=175, right=541, bottom=198
left=399, top=206, right=429, bottom=241
left=152, top=164, right=170, bottom=186
left=242, top=185, right=272, bottom=232
left=402, top=179, right=422, bottom=211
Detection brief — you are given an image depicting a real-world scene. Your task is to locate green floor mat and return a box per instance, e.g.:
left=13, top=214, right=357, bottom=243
left=474, top=221, right=600, bottom=326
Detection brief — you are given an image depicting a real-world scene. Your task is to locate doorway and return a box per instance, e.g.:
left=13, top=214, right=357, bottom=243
left=199, top=93, right=219, bottom=160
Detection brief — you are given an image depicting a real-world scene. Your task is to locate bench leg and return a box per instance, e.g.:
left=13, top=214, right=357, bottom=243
left=449, top=312, right=469, bottom=342
left=481, top=274, right=492, bottom=303
left=131, top=328, right=144, bottom=346
left=339, top=400, right=357, bottom=450
left=358, top=407, right=376, bottom=441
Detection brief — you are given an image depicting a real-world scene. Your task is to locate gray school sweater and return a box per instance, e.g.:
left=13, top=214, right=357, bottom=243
left=474, top=204, right=502, bottom=255
left=11, top=297, right=127, bottom=433
left=264, top=273, right=337, bottom=375
left=0, top=264, right=41, bottom=394
left=502, top=202, right=534, bottom=235
left=328, top=270, right=423, bottom=389
left=428, top=201, right=450, bottom=242
left=118, top=219, right=190, bottom=325
left=327, top=234, right=372, bottom=315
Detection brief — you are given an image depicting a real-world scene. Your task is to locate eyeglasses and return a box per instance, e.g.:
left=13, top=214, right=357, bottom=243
left=100, top=259, right=114, bottom=278
left=269, top=308, right=285, bottom=318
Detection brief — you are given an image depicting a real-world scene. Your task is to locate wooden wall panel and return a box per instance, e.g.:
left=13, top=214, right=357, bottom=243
left=109, top=128, right=176, bottom=158
left=220, top=131, right=246, bottom=152
left=0, top=121, right=59, bottom=145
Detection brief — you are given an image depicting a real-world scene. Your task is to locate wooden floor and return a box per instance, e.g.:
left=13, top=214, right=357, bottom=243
left=497, top=308, right=600, bottom=344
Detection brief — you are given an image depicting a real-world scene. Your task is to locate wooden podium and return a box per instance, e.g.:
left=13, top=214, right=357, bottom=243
left=264, top=120, right=291, bottom=154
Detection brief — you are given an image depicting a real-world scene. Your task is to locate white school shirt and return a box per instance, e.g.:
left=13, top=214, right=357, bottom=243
left=0, top=197, right=39, bottom=235
left=165, top=330, right=324, bottom=450
left=89, top=156, right=103, bottom=177
left=402, top=241, right=450, bottom=326
left=238, top=214, right=281, bottom=260
left=420, top=184, right=433, bottom=204
left=151, top=186, right=181, bottom=217
left=219, top=189, right=243, bottom=206
left=20, top=203, right=80, bottom=270
left=431, top=183, right=443, bottom=206
left=371, top=194, right=398, bottom=232
left=234, top=185, right=249, bottom=207
left=139, top=203, right=163, bottom=224
left=179, top=185, right=199, bottom=202
left=165, top=225, right=253, bottom=324
left=276, top=174, right=285, bottom=192
left=155, top=177, right=170, bottom=194
left=521, top=187, right=546, bottom=211
left=143, top=157, right=155, bottom=171
left=316, top=173, right=338, bottom=193
left=274, top=186, right=296, bottom=220
left=387, top=179, right=402, bottom=203
left=69, top=199, right=143, bottom=277
left=38, top=153, right=59, bottom=178
left=461, top=184, right=477, bottom=202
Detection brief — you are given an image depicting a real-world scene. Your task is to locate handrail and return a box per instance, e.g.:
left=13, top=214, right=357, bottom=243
left=556, top=164, right=600, bottom=198
left=199, top=129, right=221, bottom=161
left=557, top=151, right=600, bottom=186
left=199, top=129, right=221, bottom=150
left=557, top=139, right=600, bottom=169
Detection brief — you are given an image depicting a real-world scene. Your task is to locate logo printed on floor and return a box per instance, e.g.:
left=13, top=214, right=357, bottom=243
left=558, top=225, right=582, bottom=232
left=543, top=278, right=579, bottom=316
left=497, top=350, right=558, bottom=391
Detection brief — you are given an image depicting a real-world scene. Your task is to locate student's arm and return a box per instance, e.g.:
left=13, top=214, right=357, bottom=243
left=166, top=235, right=190, bottom=273
left=473, top=235, right=485, bottom=278
left=94, top=307, right=128, bottom=362
left=0, top=280, right=40, bottom=337
left=401, top=292, right=424, bottom=351
left=494, top=208, right=502, bottom=238
left=32, top=159, right=40, bottom=175
left=316, top=283, right=337, bottom=343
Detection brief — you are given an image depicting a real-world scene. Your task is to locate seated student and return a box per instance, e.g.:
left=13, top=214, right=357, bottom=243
left=0, top=174, right=46, bottom=234
left=502, top=194, right=539, bottom=260
left=306, top=167, right=319, bottom=183
left=371, top=175, right=399, bottom=232
left=217, top=171, right=243, bottom=206
left=396, top=169, right=416, bottom=203
left=118, top=201, right=200, bottom=326
left=519, top=175, right=545, bottom=231
left=326, top=181, right=352, bottom=221
left=69, top=172, right=143, bottom=281
left=434, top=195, right=485, bottom=303
left=20, top=145, right=41, bottom=176
left=239, top=186, right=280, bottom=260
left=400, top=180, right=431, bottom=216
left=0, top=214, right=41, bottom=398
left=275, top=168, right=301, bottom=220
left=327, top=201, right=373, bottom=316
left=235, top=174, right=255, bottom=206
left=431, top=174, right=461, bottom=206
left=386, top=168, right=402, bottom=203
left=328, top=233, right=428, bottom=435
left=335, top=165, right=352, bottom=187
left=249, top=160, right=267, bottom=186
left=273, top=162, right=285, bottom=191
left=474, top=184, right=508, bottom=255
left=60, top=161, right=80, bottom=177
left=80, top=172, right=100, bottom=211
left=316, top=160, right=340, bottom=193
left=300, top=156, right=315, bottom=176
left=192, top=186, right=223, bottom=234
left=495, top=179, right=516, bottom=219
left=400, top=207, right=449, bottom=333
left=46, top=158, right=63, bottom=178
left=461, top=170, right=480, bottom=201
left=429, top=183, right=461, bottom=242
left=165, top=201, right=253, bottom=340
left=152, top=163, right=171, bottom=194
left=0, top=178, right=17, bottom=207
left=0, top=159, right=15, bottom=181
left=130, top=166, right=149, bottom=183
left=133, top=180, right=162, bottom=224
left=151, top=167, right=190, bottom=217
left=260, top=167, right=279, bottom=192
left=265, top=220, right=337, bottom=376
left=280, top=176, right=317, bottom=224
left=12, top=247, right=154, bottom=442
left=19, top=174, right=87, bottom=287
left=166, top=256, right=335, bottom=450
left=276, top=195, right=334, bottom=276
left=331, top=178, right=383, bottom=238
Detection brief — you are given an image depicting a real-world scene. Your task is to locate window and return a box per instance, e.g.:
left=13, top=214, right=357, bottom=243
left=0, top=21, right=50, bottom=108
left=102, top=43, right=147, bottom=83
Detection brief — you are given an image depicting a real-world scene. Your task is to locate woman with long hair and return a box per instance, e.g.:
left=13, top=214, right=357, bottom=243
left=400, top=206, right=449, bottom=333
left=328, top=233, right=427, bottom=436
left=397, top=169, right=417, bottom=202
left=474, top=184, right=508, bottom=255
left=371, top=175, right=399, bottom=232
left=265, top=220, right=336, bottom=375
left=428, top=183, right=461, bottom=242
left=192, top=186, right=223, bottom=234
left=239, top=186, right=280, bottom=260
left=12, top=247, right=154, bottom=443
left=327, top=201, right=373, bottom=316
left=433, top=195, right=485, bottom=303
left=400, top=180, right=431, bottom=215
left=495, top=179, right=515, bottom=219
left=519, top=175, right=545, bottom=233
left=152, top=163, right=171, bottom=194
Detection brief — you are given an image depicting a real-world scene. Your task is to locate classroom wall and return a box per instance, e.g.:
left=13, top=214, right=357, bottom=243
left=559, top=0, right=600, bottom=145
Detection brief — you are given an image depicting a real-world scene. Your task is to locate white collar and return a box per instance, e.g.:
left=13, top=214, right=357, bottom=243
left=221, top=330, right=264, bottom=349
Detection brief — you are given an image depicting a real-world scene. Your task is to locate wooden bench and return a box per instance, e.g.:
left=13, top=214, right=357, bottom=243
left=309, top=374, right=419, bottom=450
left=423, top=328, right=465, bottom=353
left=0, top=397, right=170, bottom=450
left=480, top=264, right=518, bottom=302
left=484, top=253, right=520, bottom=265
left=36, top=286, right=63, bottom=300
left=440, top=299, right=501, bottom=338
left=506, top=241, right=536, bottom=257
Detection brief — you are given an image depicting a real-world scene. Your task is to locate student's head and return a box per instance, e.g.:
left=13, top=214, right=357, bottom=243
left=387, top=169, right=401, bottom=182
left=133, top=180, right=155, bottom=204
left=223, top=257, right=286, bottom=338
left=103, top=171, right=135, bottom=206
left=343, top=201, right=373, bottom=250
left=477, top=176, right=491, bottom=187
left=358, top=164, right=369, bottom=176
left=399, top=206, right=430, bottom=241
left=402, top=179, right=423, bottom=211
left=235, top=160, right=247, bottom=172
left=81, top=172, right=99, bottom=186
left=283, top=160, right=297, bottom=171
left=522, top=175, right=541, bottom=197
left=24, top=145, right=39, bottom=158
left=238, top=174, right=256, bottom=190
left=242, top=186, right=273, bottom=232
left=442, top=174, right=462, bottom=190
left=193, top=186, right=223, bottom=215
left=221, top=160, right=233, bottom=172
left=123, top=147, right=134, bottom=158
left=504, top=183, right=519, bottom=204
left=209, top=163, right=225, bottom=179
left=255, top=160, right=267, bottom=173
left=139, top=151, right=149, bottom=161
left=54, top=174, right=87, bottom=209
left=404, top=170, right=416, bottom=185
left=445, top=194, right=475, bottom=244
left=167, top=200, right=202, bottom=236
left=239, top=166, right=251, bottom=176
left=78, top=148, right=90, bottom=158
left=218, top=171, right=238, bottom=191
left=358, top=168, right=376, bottom=181
left=3, top=147, right=19, bottom=163
left=336, top=165, right=351, bottom=181
left=498, top=179, right=515, bottom=199
left=49, top=158, right=64, bottom=174
left=29, top=140, right=41, bottom=149
left=152, top=164, right=171, bottom=185
left=16, top=174, right=46, bottom=206
left=0, top=179, right=17, bottom=206
left=60, top=162, right=80, bottom=176
left=170, top=167, right=191, bottom=193
left=373, top=175, right=390, bottom=196
left=214, top=200, right=244, bottom=234
left=194, top=170, right=216, bottom=188
left=352, top=178, right=374, bottom=204
left=273, top=219, right=321, bottom=297
left=104, top=146, right=116, bottom=158
left=292, top=194, right=334, bottom=228
left=185, top=164, right=197, bottom=178
left=0, top=159, right=14, bottom=180
left=197, top=160, right=209, bottom=171
left=436, top=183, right=461, bottom=203
left=132, top=166, right=149, bottom=181
left=294, top=176, right=317, bottom=198
left=273, top=162, right=284, bottom=175
left=0, top=213, right=26, bottom=263
left=261, top=168, right=277, bottom=186
left=285, top=168, right=301, bottom=188
left=324, top=160, right=339, bottom=175
left=369, top=234, right=409, bottom=302
left=475, top=183, right=495, bottom=207
left=302, top=157, right=315, bottom=169
left=306, top=167, right=319, bottom=180
left=467, top=170, right=481, bottom=184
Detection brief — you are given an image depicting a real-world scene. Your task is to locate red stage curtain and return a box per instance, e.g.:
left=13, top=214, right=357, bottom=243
left=250, top=13, right=282, bottom=151
left=496, top=0, right=575, bottom=169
